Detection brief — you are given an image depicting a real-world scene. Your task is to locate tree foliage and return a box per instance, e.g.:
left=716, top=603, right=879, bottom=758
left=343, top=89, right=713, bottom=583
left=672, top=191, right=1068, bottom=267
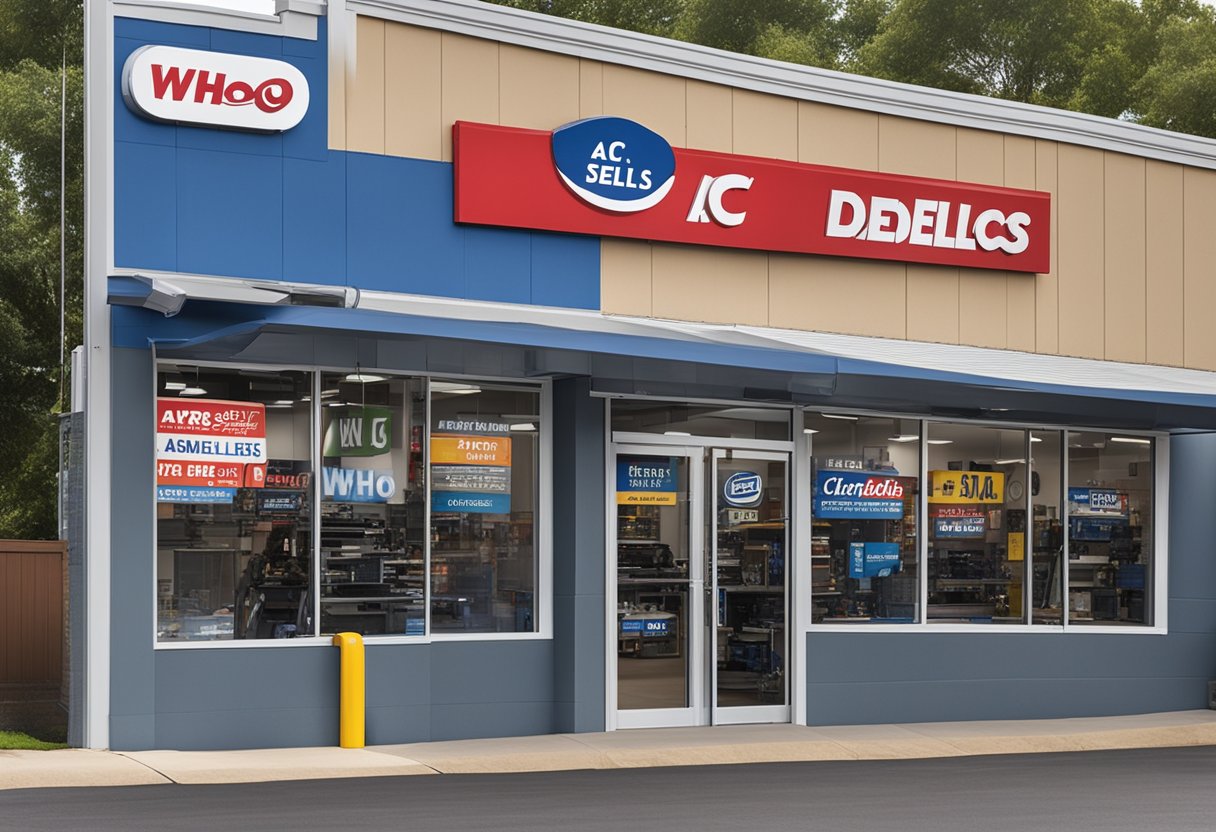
left=0, top=0, right=83, bottom=539
left=489, top=0, right=1216, bottom=140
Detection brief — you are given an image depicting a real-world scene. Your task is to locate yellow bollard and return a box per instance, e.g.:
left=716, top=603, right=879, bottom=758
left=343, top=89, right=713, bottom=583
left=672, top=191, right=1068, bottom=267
left=331, top=632, right=365, bottom=748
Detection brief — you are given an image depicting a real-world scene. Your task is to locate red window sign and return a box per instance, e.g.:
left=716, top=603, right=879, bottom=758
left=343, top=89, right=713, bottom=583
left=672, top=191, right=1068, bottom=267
left=156, top=398, right=267, bottom=489
left=453, top=120, right=1051, bottom=274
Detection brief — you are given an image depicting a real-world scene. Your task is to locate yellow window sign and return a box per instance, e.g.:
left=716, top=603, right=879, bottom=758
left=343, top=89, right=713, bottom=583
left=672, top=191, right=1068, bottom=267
left=928, top=470, right=1005, bottom=504
left=430, top=435, right=512, bottom=466
left=616, top=492, right=677, bottom=506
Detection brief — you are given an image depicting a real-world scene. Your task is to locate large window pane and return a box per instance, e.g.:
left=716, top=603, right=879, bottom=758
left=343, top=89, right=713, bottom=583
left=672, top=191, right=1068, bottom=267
left=1031, top=431, right=1065, bottom=624
left=319, top=374, right=426, bottom=637
left=156, top=366, right=313, bottom=642
left=1067, top=432, right=1153, bottom=625
left=430, top=382, right=540, bottom=633
left=926, top=424, right=1027, bottom=624
left=808, top=413, right=920, bottom=623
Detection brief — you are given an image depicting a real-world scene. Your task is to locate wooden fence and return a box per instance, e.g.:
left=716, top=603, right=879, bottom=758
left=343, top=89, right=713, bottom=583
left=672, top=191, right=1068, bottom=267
left=0, top=540, right=66, bottom=686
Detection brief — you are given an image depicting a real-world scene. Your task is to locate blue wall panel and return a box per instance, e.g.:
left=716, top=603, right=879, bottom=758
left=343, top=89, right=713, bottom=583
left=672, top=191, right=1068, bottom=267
left=112, top=17, right=600, bottom=310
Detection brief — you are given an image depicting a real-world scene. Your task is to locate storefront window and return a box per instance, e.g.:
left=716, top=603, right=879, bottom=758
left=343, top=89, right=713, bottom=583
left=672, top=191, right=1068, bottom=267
left=612, top=401, right=790, bottom=441
left=155, top=366, right=313, bottom=641
left=926, top=424, right=1027, bottom=624
left=1066, top=432, right=1153, bottom=625
left=1031, top=431, right=1064, bottom=624
left=429, top=382, right=540, bottom=632
left=319, top=373, right=426, bottom=637
left=808, top=413, right=920, bottom=623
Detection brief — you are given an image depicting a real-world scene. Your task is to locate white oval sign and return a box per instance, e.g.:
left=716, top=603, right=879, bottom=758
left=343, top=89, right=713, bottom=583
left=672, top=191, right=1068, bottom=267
left=121, top=45, right=309, bottom=133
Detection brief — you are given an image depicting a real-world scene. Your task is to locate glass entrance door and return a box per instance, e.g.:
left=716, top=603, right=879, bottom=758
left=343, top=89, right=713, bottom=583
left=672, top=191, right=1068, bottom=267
left=710, top=450, right=790, bottom=724
left=612, top=444, right=790, bottom=729
left=614, top=448, right=706, bottom=728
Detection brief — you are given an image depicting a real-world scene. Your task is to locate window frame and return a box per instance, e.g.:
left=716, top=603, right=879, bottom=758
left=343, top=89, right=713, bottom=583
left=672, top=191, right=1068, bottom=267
left=806, top=407, right=1168, bottom=635
left=152, top=357, right=552, bottom=650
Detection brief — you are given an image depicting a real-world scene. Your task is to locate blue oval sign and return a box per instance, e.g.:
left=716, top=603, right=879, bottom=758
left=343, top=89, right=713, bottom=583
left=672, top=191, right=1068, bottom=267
left=723, top=471, right=764, bottom=507
left=551, top=116, right=676, bottom=213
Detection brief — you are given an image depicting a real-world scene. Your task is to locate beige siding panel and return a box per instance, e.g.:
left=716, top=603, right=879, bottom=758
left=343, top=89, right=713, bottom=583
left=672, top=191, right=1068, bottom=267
left=440, top=33, right=499, bottom=161
left=1183, top=168, right=1216, bottom=370
left=905, top=265, right=959, bottom=344
left=384, top=23, right=442, bottom=161
left=955, top=128, right=1004, bottom=185
left=1004, top=136, right=1038, bottom=352
left=1003, top=136, right=1036, bottom=189
left=1145, top=161, right=1185, bottom=366
left=499, top=45, right=580, bottom=131
left=1056, top=144, right=1105, bottom=359
left=770, top=256, right=906, bottom=338
left=600, top=239, right=653, bottom=317
left=958, top=268, right=1008, bottom=349
left=686, top=80, right=733, bottom=152
left=954, top=128, right=1007, bottom=349
left=1034, top=140, right=1059, bottom=354
left=797, top=102, right=878, bottom=170
left=878, top=116, right=955, bottom=179
left=1102, top=153, right=1147, bottom=363
left=602, top=64, right=685, bottom=147
left=1006, top=275, right=1037, bottom=352
left=579, top=60, right=603, bottom=118
left=347, top=16, right=385, bottom=155
left=732, top=89, right=797, bottom=160
left=651, top=244, right=768, bottom=326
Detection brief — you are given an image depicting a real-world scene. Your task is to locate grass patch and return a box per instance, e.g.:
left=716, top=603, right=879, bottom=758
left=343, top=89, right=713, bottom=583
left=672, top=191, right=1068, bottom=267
left=0, top=730, right=68, bottom=751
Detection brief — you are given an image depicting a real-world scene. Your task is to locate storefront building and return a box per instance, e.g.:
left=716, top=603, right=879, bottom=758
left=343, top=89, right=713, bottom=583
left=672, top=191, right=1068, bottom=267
left=78, top=0, right=1216, bottom=749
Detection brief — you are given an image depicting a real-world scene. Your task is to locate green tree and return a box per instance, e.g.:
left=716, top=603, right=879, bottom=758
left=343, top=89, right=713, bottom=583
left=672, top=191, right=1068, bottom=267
left=674, top=0, right=840, bottom=68
left=0, top=0, right=83, bottom=539
left=1131, top=9, right=1216, bottom=136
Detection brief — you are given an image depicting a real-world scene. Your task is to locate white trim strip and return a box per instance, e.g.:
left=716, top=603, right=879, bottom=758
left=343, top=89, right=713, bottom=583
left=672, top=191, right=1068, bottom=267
left=349, top=0, right=1216, bottom=171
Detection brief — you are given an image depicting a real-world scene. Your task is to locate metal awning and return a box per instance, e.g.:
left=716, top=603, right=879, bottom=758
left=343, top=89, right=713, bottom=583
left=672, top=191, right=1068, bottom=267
left=109, top=271, right=1216, bottom=430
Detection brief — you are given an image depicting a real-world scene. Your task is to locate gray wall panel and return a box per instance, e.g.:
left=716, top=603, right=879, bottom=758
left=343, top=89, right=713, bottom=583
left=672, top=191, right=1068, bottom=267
left=430, top=641, right=553, bottom=705
left=430, top=701, right=554, bottom=741
left=156, top=707, right=337, bottom=751
left=154, top=646, right=338, bottom=714
left=551, top=378, right=606, bottom=733
left=366, top=643, right=431, bottom=707
left=366, top=706, right=431, bottom=744
left=109, top=348, right=157, bottom=749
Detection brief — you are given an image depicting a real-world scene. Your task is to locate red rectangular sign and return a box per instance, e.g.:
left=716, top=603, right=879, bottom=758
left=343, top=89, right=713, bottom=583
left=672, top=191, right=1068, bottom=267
left=453, top=121, right=1050, bottom=274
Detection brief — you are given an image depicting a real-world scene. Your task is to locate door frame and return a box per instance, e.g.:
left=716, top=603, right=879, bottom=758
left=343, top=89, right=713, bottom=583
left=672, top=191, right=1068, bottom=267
left=708, top=447, right=792, bottom=726
left=605, top=430, right=796, bottom=731
left=608, top=443, right=707, bottom=729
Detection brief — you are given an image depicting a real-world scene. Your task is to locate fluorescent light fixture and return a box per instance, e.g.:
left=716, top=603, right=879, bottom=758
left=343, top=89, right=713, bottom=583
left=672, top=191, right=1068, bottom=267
left=820, top=413, right=859, bottom=421
left=163, top=381, right=186, bottom=391
left=431, top=382, right=481, bottom=395
left=993, top=458, right=1025, bottom=465
left=320, top=388, right=340, bottom=398
left=180, top=386, right=207, bottom=396
left=664, top=430, right=691, bottom=436
left=803, top=428, right=818, bottom=435
left=272, top=399, right=294, bottom=406
left=1110, top=436, right=1152, bottom=445
left=300, top=396, right=312, bottom=403
left=509, top=422, right=537, bottom=432
left=888, top=435, right=919, bottom=443
left=326, top=401, right=347, bottom=407
left=926, top=439, right=953, bottom=445
left=1030, top=436, right=1042, bottom=443
left=344, top=372, right=387, bottom=383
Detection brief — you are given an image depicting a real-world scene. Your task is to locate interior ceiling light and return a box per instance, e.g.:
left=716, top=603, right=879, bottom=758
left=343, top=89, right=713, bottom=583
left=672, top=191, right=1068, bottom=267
left=887, top=435, right=919, bottom=443
left=993, top=458, right=1026, bottom=465
left=180, top=386, right=207, bottom=396
left=320, top=388, right=340, bottom=398
left=820, top=413, right=859, bottom=421
left=163, top=380, right=186, bottom=391
left=431, top=382, right=480, bottom=395
left=926, top=439, right=953, bottom=445
left=663, top=430, right=691, bottom=436
left=345, top=372, right=387, bottom=383
left=1030, top=436, right=1043, bottom=443
left=509, top=423, right=537, bottom=432
left=1110, top=436, right=1152, bottom=445
left=803, top=428, right=818, bottom=435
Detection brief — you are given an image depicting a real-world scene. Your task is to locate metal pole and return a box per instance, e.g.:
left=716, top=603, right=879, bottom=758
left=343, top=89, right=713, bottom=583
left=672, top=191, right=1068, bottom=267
left=60, top=41, right=67, bottom=408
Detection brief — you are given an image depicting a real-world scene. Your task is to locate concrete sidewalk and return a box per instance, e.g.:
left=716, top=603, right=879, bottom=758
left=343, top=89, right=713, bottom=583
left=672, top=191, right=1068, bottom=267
left=5, top=710, right=1216, bottom=789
